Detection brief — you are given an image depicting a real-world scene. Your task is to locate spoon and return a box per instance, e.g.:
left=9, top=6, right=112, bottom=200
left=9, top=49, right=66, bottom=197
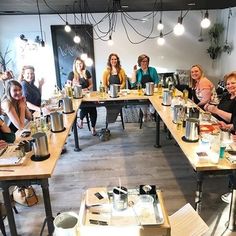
left=128, top=201, right=143, bottom=228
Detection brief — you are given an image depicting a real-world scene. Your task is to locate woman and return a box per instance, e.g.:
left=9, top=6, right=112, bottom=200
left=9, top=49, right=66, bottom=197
left=1, top=80, right=32, bottom=132
left=131, top=54, right=159, bottom=121
left=190, top=65, right=214, bottom=108
left=67, top=57, right=97, bottom=135
left=131, top=54, right=159, bottom=88
left=204, top=71, right=236, bottom=123
left=19, top=65, right=49, bottom=115
left=102, top=53, right=126, bottom=90
left=0, top=102, right=15, bottom=143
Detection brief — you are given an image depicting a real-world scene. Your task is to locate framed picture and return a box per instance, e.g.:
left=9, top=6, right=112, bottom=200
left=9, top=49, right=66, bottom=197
left=51, top=24, right=96, bottom=90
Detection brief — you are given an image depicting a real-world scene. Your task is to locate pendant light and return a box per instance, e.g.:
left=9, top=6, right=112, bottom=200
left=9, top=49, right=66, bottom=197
left=64, top=5, right=71, bottom=33
left=157, top=32, right=165, bottom=46
left=108, top=35, right=114, bottom=46
left=157, top=0, right=164, bottom=31
left=36, top=0, right=45, bottom=47
left=174, top=11, right=185, bottom=36
left=201, top=10, right=211, bottom=29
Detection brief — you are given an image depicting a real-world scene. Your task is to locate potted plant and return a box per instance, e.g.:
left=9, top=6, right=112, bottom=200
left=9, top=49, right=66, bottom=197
left=206, top=23, right=224, bottom=60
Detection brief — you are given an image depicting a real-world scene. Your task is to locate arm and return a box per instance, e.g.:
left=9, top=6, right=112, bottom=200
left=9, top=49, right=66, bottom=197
left=119, top=69, right=126, bottom=89
left=150, top=67, right=159, bottom=84
left=205, top=104, right=232, bottom=123
left=102, top=70, right=109, bottom=91
left=197, top=88, right=212, bottom=106
left=26, top=101, right=41, bottom=112
left=37, top=78, right=44, bottom=94
left=130, top=65, right=137, bottom=83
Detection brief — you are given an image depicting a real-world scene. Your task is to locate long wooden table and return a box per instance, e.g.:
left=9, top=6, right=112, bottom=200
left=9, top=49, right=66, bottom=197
left=0, top=99, right=82, bottom=235
left=81, top=90, right=236, bottom=230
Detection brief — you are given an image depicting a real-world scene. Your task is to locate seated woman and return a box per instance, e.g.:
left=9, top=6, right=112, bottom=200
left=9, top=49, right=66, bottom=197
left=67, top=57, right=97, bottom=135
left=190, top=64, right=215, bottom=108
left=19, top=65, right=50, bottom=115
left=0, top=102, right=15, bottom=143
left=1, top=80, right=32, bottom=132
left=102, top=53, right=126, bottom=90
left=204, top=71, right=236, bottom=123
left=131, top=54, right=159, bottom=121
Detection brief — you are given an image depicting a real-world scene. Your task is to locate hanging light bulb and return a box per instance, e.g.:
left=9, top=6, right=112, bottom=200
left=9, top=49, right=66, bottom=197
left=81, top=53, right=88, bottom=60
left=108, top=35, right=114, bottom=46
left=65, top=22, right=71, bottom=32
left=174, top=15, right=185, bottom=36
left=74, top=34, right=81, bottom=44
left=201, top=10, right=211, bottom=29
left=85, top=58, right=93, bottom=67
left=157, top=20, right=164, bottom=31
left=157, top=32, right=165, bottom=45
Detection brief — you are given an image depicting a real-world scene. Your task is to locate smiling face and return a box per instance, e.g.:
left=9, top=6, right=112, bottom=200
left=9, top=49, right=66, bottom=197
left=23, top=68, right=35, bottom=83
left=191, top=66, right=203, bottom=81
left=75, top=60, right=84, bottom=72
left=140, top=58, right=149, bottom=70
left=226, top=76, right=236, bottom=95
left=10, top=84, right=23, bottom=101
left=110, top=55, right=118, bottom=67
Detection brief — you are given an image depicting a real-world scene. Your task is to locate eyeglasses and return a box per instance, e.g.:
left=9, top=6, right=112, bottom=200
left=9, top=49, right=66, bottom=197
left=141, top=60, right=148, bottom=63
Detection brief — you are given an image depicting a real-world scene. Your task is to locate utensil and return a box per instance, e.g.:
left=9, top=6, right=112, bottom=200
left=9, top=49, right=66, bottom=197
left=145, top=82, right=154, bottom=96
left=162, top=89, right=172, bottom=106
left=50, top=111, right=65, bottom=132
left=59, top=97, right=74, bottom=114
left=185, top=118, right=199, bottom=141
left=31, top=132, right=50, bottom=161
left=110, top=84, right=120, bottom=98
left=73, top=85, right=83, bottom=99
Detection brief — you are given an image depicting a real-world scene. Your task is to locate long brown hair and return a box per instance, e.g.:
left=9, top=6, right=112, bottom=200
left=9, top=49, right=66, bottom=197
left=106, top=53, right=121, bottom=74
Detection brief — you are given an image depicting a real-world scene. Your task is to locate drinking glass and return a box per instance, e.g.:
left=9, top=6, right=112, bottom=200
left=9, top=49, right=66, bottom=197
left=183, top=89, right=189, bottom=103
left=157, top=83, right=162, bottom=96
left=137, top=83, right=142, bottom=96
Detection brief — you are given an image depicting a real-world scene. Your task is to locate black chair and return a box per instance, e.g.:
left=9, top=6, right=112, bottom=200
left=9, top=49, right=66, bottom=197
left=105, top=107, right=124, bottom=130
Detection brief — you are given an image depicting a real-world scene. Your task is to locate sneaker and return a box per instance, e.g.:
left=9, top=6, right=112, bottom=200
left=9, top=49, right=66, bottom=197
left=221, top=192, right=232, bottom=204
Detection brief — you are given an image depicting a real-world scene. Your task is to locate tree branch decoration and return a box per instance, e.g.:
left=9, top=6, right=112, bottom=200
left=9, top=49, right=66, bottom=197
left=0, top=45, right=12, bottom=72
left=207, top=23, right=224, bottom=60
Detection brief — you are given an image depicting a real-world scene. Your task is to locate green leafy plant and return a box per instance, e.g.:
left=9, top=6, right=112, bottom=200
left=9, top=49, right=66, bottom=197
left=207, top=23, right=224, bottom=60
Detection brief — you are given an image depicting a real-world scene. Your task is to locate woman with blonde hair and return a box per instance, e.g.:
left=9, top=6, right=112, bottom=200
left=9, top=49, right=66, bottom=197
left=67, top=57, right=97, bottom=135
left=102, top=53, right=126, bottom=90
left=190, top=64, right=214, bottom=108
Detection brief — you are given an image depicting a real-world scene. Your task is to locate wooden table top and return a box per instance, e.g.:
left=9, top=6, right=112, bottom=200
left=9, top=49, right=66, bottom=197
left=149, top=94, right=236, bottom=172
left=0, top=99, right=82, bottom=181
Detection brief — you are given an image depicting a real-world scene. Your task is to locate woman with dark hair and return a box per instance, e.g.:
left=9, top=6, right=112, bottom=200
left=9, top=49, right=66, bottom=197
left=67, top=57, right=97, bottom=135
left=190, top=64, right=215, bottom=108
left=131, top=54, right=159, bottom=88
left=102, top=53, right=126, bottom=90
left=204, top=71, right=236, bottom=123
left=1, top=80, right=32, bottom=132
left=19, top=65, right=50, bottom=114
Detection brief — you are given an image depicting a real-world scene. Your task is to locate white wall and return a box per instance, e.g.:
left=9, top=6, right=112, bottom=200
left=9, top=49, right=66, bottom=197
left=0, top=8, right=235, bottom=99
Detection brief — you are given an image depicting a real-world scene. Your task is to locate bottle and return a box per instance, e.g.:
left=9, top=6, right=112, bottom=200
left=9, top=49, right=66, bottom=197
left=137, top=82, right=142, bottom=96
left=157, top=81, right=163, bottom=96
left=99, top=81, right=105, bottom=98
left=53, top=85, right=58, bottom=96
left=39, top=110, right=47, bottom=132
left=183, top=88, right=189, bottom=104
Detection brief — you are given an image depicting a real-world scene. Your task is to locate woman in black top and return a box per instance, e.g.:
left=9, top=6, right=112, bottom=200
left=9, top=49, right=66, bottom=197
left=205, top=71, right=236, bottom=123
left=67, top=57, right=97, bottom=135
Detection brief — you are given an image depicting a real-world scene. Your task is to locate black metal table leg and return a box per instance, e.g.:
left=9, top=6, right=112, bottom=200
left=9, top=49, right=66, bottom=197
left=40, top=179, right=54, bottom=236
left=73, top=118, right=81, bottom=151
left=195, top=172, right=203, bottom=213
left=154, top=112, right=161, bottom=148
left=2, top=185, right=18, bottom=236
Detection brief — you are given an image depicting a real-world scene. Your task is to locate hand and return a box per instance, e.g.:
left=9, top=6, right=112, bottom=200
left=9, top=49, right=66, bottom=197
left=206, top=104, right=217, bottom=114
left=233, top=134, right=236, bottom=143
left=42, top=106, right=51, bottom=116
left=18, top=97, right=27, bottom=109
left=218, top=121, right=232, bottom=131
left=0, top=140, right=7, bottom=150
left=38, top=78, right=44, bottom=87
left=133, top=65, right=137, bottom=71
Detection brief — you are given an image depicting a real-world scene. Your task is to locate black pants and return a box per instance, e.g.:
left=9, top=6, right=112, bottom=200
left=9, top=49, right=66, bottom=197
left=80, top=107, right=97, bottom=128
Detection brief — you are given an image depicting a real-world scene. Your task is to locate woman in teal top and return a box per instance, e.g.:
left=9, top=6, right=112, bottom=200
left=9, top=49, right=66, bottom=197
left=131, top=54, right=159, bottom=88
